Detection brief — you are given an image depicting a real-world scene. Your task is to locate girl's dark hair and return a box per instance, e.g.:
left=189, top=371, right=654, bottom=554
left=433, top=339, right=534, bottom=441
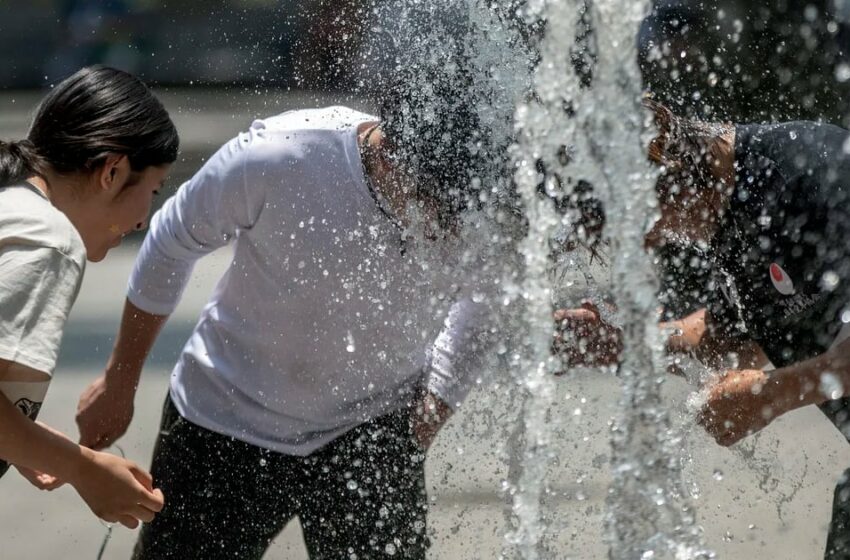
left=0, top=65, right=179, bottom=187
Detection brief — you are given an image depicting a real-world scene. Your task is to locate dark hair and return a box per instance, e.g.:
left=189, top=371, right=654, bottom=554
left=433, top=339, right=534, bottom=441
left=644, top=97, right=730, bottom=198
left=376, top=2, right=521, bottom=230
left=0, top=65, right=179, bottom=187
left=379, top=66, right=485, bottom=228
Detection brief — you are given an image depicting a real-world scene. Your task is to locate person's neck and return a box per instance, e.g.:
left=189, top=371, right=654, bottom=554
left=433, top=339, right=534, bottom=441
left=27, top=171, right=89, bottom=234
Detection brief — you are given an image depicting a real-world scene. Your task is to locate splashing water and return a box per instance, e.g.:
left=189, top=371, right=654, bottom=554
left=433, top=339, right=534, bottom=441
left=376, top=0, right=714, bottom=557
left=508, top=0, right=713, bottom=558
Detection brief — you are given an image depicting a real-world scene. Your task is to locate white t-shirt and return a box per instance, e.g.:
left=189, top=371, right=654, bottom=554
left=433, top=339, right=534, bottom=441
left=0, top=183, right=86, bottom=410
left=129, top=106, right=491, bottom=456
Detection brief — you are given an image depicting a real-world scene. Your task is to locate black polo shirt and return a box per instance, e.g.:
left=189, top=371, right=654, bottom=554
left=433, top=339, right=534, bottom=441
left=708, top=122, right=850, bottom=369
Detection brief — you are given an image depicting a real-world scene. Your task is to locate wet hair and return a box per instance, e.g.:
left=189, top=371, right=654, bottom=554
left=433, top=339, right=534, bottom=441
left=379, top=64, right=486, bottom=229
left=644, top=97, right=730, bottom=199
left=0, top=65, right=179, bottom=188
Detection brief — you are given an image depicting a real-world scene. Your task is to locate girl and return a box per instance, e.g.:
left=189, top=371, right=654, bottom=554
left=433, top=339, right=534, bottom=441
left=0, top=65, right=178, bottom=529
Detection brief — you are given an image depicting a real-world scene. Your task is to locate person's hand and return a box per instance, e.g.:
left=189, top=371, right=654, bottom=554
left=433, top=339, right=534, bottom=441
left=15, top=465, right=63, bottom=490
left=553, top=301, right=622, bottom=368
left=77, top=374, right=135, bottom=450
left=67, top=449, right=164, bottom=529
left=698, top=369, right=777, bottom=446
left=411, top=391, right=452, bottom=451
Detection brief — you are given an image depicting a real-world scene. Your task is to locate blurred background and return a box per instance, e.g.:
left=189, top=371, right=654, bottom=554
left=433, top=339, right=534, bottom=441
left=0, top=0, right=376, bottom=90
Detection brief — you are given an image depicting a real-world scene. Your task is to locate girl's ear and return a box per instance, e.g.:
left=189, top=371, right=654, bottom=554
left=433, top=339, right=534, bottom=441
left=96, top=154, right=131, bottom=193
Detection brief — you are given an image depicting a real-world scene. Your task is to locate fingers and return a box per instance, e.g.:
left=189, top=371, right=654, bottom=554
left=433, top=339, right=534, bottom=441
left=136, top=487, right=165, bottom=513
left=118, top=515, right=140, bottom=530
left=553, top=308, right=598, bottom=323
left=36, top=473, right=64, bottom=491
left=580, top=300, right=601, bottom=314
left=130, top=464, right=154, bottom=492
left=698, top=401, right=752, bottom=447
left=127, top=504, right=157, bottom=524
left=15, top=466, right=64, bottom=491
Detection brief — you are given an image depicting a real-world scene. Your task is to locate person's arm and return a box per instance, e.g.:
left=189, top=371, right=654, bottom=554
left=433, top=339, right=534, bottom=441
left=414, top=299, right=492, bottom=449
left=0, top=370, right=164, bottom=528
left=553, top=304, right=767, bottom=372
left=77, top=131, right=268, bottom=449
left=664, top=307, right=769, bottom=371
left=76, top=299, right=168, bottom=449
left=700, top=336, right=850, bottom=446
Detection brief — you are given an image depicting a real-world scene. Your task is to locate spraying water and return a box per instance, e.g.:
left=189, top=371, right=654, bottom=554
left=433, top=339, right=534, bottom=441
left=508, top=0, right=713, bottom=558
left=370, top=0, right=713, bottom=557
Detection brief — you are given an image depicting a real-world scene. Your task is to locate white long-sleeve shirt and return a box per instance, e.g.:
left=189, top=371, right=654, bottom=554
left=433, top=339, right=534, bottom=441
left=128, top=107, right=490, bottom=455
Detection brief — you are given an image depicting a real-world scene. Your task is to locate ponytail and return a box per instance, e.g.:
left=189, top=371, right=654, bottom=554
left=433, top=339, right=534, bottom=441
left=0, top=139, right=44, bottom=187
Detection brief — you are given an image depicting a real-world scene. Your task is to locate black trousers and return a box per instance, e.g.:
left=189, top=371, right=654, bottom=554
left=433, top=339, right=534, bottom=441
left=823, top=399, right=850, bottom=559
left=133, top=395, right=429, bottom=560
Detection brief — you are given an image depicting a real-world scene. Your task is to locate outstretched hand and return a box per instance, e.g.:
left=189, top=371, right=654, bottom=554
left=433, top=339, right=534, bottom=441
left=76, top=374, right=135, bottom=450
left=553, top=301, right=622, bottom=369
left=410, top=391, right=452, bottom=451
left=698, top=369, right=776, bottom=446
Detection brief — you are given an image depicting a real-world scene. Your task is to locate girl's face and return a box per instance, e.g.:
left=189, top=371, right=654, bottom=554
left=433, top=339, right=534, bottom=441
left=80, top=158, right=171, bottom=262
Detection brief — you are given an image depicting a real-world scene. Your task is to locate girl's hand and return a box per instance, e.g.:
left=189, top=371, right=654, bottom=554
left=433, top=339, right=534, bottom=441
left=15, top=465, right=63, bottom=490
left=67, top=449, right=165, bottom=529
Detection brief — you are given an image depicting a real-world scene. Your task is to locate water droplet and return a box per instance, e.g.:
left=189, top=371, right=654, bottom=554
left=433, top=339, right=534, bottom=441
left=385, top=543, right=397, bottom=556
left=820, top=372, right=844, bottom=400
left=821, top=271, right=840, bottom=291
left=712, top=469, right=724, bottom=481
left=346, top=331, right=356, bottom=353
left=347, top=480, right=359, bottom=491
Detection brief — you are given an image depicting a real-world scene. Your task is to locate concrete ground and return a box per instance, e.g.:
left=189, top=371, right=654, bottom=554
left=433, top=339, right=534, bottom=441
left=2, top=90, right=850, bottom=558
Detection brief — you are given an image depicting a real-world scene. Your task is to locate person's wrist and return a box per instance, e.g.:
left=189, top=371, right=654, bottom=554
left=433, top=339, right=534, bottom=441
left=55, top=443, right=97, bottom=487
left=104, top=362, right=141, bottom=394
left=764, top=369, right=808, bottom=415
left=424, top=391, right=452, bottom=422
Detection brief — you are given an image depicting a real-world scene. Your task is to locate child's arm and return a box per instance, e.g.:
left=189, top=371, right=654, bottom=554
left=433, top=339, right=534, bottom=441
left=0, top=387, right=164, bottom=527
left=700, top=336, right=850, bottom=446
left=76, top=299, right=168, bottom=450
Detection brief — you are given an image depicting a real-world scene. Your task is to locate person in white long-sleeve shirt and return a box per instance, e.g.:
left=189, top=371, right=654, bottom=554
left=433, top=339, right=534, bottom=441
left=76, top=98, right=496, bottom=559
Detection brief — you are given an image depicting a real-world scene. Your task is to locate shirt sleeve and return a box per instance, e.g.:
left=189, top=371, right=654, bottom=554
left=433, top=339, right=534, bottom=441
left=0, top=245, right=82, bottom=375
left=128, top=131, right=268, bottom=315
left=425, top=299, right=493, bottom=410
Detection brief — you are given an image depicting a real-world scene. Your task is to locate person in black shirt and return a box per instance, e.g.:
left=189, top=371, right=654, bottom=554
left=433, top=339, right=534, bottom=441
left=556, top=100, right=850, bottom=558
